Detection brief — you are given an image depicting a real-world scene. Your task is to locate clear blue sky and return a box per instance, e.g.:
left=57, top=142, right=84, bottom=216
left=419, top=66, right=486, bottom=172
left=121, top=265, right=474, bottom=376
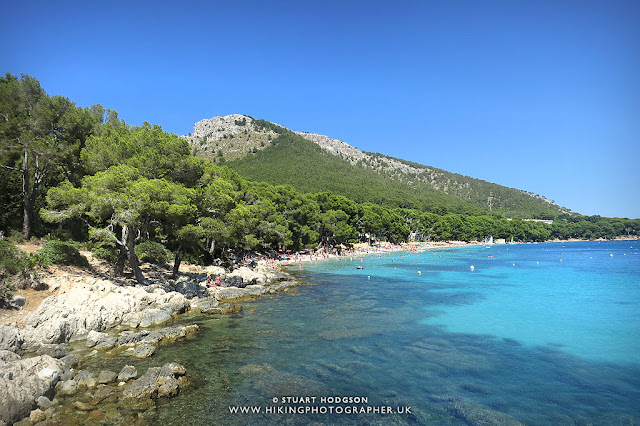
left=3, top=0, right=638, bottom=218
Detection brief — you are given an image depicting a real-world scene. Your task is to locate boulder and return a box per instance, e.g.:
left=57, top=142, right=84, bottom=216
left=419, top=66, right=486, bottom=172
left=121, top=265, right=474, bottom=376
left=215, top=285, right=265, bottom=302
left=175, top=278, right=200, bottom=298
left=124, top=307, right=175, bottom=328
left=204, top=266, right=225, bottom=276
left=191, top=297, right=219, bottom=313
left=117, top=365, right=138, bottom=381
left=0, top=350, right=20, bottom=362
left=132, top=344, right=156, bottom=359
left=0, top=324, right=23, bottom=353
left=77, top=374, right=97, bottom=390
left=219, top=275, right=244, bottom=288
left=96, top=370, right=117, bottom=384
left=59, top=353, right=81, bottom=369
left=10, top=295, right=27, bottom=307
left=229, top=266, right=268, bottom=285
left=0, top=355, right=64, bottom=425
left=36, top=396, right=53, bottom=410
left=16, top=271, right=47, bottom=291
left=85, top=330, right=109, bottom=348
left=29, top=408, right=46, bottom=423
left=55, top=379, right=78, bottom=397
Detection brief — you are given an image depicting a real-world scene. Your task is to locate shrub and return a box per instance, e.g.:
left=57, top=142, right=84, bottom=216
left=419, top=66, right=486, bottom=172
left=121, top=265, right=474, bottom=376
left=134, top=241, right=172, bottom=264
left=93, top=246, right=119, bottom=263
left=0, top=240, right=30, bottom=306
left=50, top=228, right=74, bottom=241
left=0, top=279, right=14, bottom=308
left=37, top=240, right=89, bottom=267
left=0, top=239, right=30, bottom=275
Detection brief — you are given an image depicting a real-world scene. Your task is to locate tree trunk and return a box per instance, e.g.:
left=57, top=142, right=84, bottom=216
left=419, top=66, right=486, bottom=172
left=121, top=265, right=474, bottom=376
left=22, top=150, right=32, bottom=240
left=115, top=241, right=127, bottom=276
left=125, top=226, right=145, bottom=284
left=115, top=225, right=145, bottom=283
left=171, top=247, right=183, bottom=279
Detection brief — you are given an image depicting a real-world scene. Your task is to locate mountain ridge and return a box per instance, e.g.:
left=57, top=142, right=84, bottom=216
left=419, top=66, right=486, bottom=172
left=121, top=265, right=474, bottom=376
left=183, top=114, right=571, bottom=218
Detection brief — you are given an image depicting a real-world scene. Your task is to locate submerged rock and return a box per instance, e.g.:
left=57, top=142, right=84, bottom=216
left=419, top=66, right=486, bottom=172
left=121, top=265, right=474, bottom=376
left=55, top=379, right=78, bottom=397
left=96, top=370, right=117, bottom=384
left=29, top=408, right=46, bottom=423
left=122, top=363, right=187, bottom=406
left=133, top=343, right=156, bottom=358
left=116, top=324, right=199, bottom=349
left=91, top=386, right=117, bottom=404
left=445, top=399, right=524, bottom=425
left=117, top=365, right=138, bottom=381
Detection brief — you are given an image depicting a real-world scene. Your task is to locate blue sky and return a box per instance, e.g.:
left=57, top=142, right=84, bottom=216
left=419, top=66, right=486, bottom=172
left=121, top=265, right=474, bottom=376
left=3, top=0, right=638, bottom=218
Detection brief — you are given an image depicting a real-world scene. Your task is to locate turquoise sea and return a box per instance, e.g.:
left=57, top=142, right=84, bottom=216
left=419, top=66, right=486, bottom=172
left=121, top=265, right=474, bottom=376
left=86, top=240, right=640, bottom=425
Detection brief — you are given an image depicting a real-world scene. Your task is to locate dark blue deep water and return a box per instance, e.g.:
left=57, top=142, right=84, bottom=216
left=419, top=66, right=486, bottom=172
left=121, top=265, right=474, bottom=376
left=90, top=241, right=640, bottom=425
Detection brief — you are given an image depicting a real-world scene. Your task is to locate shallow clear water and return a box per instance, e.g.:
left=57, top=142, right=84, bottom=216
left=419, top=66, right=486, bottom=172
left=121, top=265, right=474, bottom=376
left=84, top=241, right=640, bottom=425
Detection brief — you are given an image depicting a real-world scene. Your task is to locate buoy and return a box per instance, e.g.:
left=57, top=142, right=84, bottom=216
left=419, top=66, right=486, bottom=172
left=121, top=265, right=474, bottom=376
left=418, top=271, right=422, bottom=275
left=470, top=265, right=475, bottom=270
left=512, top=263, right=515, bottom=266
left=560, top=259, right=563, bottom=262
left=536, top=261, right=539, bottom=264
left=610, top=254, right=614, bottom=257
left=367, top=276, right=370, bottom=279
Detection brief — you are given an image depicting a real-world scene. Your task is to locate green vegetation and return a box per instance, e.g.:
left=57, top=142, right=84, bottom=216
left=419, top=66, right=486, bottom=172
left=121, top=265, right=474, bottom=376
left=135, top=241, right=172, bottom=264
left=366, top=152, right=570, bottom=219
left=252, top=119, right=287, bottom=134
left=35, top=240, right=88, bottom=267
left=228, top=132, right=479, bottom=215
left=1, top=73, right=638, bottom=287
left=0, top=240, right=31, bottom=306
left=92, top=246, right=118, bottom=263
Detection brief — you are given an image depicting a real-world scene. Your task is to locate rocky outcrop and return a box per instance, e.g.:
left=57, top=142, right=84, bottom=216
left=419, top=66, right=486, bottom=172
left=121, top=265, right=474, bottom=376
left=1, top=261, right=293, bottom=424
left=19, top=279, right=189, bottom=344
left=0, top=324, right=23, bottom=353
left=115, top=324, right=199, bottom=349
left=0, top=354, right=65, bottom=425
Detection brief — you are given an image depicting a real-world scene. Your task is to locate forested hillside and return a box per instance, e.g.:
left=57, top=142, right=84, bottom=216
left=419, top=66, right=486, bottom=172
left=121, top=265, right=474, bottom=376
left=190, top=115, right=569, bottom=219
left=227, top=132, right=481, bottom=215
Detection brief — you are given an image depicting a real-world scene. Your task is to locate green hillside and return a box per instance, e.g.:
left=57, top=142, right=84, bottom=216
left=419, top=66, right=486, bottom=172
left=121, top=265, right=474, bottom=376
left=226, top=131, right=566, bottom=219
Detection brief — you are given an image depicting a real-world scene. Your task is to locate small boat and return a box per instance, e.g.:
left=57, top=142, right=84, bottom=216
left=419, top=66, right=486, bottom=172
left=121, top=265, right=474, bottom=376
left=356, top=266, right=364, bottom=269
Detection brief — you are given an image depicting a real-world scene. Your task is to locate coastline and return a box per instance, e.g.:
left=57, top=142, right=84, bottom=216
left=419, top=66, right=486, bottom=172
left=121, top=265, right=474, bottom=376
left=2, top=237, right=638, bottom=424
left=0, top=253, right=301, bottom=425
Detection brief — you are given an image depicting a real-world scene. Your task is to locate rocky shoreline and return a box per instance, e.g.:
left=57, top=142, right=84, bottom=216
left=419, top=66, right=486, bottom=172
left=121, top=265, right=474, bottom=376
left=0, top=260, right=301, bottom=425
